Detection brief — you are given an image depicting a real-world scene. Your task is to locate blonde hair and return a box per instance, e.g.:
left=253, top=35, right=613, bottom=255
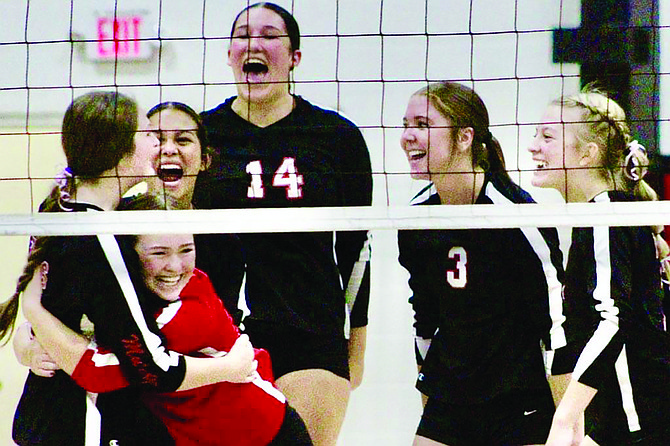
left=555, top=86, right=668, bottom=276
left=553, top=86, right=655, bottom=201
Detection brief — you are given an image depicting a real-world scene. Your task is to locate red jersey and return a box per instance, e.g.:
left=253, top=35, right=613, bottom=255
left=72, top=269, right=286, bottom=446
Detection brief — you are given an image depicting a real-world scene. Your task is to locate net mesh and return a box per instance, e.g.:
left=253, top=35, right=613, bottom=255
left=1, top=0, right=667, bottom=235
left=1, top=2, right=669, bottom=444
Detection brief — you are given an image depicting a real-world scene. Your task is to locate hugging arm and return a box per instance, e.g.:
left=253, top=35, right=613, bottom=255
left=22, top=263, right=257, bottom=393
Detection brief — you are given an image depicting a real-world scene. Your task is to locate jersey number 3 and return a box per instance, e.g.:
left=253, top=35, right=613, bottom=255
left=446, top=246, right=467, bottom=288
left=246, top=158, right=304, bottom=199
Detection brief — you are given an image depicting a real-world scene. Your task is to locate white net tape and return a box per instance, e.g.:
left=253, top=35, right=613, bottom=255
left=2, top=201, right=669, bottom=236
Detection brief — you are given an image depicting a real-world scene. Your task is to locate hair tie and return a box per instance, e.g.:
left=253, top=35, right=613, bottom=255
left=623, top=140, right=647, bottom=182
left=54, top=166, right=73, bottom=201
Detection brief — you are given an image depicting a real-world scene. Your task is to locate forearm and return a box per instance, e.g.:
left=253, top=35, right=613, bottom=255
left=546, top=379, right=595, bottom=446
left=23, top=302, right=88, bottom=375
left=348, top=325, right=367, bottom=390
left=548, top=373, right=572, bottom=407
left=178, top=334, right=257, bottom=391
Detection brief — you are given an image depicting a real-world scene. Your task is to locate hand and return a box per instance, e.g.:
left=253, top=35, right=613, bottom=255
left=223, top=334, right=258, bottom=383
left=13, top=322, right=59, bottom=377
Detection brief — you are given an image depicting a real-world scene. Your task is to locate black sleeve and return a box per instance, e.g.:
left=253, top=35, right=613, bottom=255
left=70, top=236, right=187, bottom=392
left=398, top=230, right=440, bottom=340
left=194, top=233, right=245, bottom=325
left=334, top=119, right=373, bottom=328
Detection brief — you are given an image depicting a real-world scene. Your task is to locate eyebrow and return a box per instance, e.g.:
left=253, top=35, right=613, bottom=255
left=156, top=128, right=198, bottom=134
left=234, top=24, right=284, bottom=34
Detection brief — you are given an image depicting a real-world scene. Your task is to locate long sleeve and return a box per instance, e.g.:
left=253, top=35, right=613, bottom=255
left=397, top=230, right=440, bottom=352
left=49, top=235, right=187, bottom=392
left=335, top=117, right=373, bottom=329
left=570, top=226, right=631, bottom=388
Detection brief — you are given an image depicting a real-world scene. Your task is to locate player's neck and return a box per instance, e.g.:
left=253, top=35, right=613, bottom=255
left=69, top=176, right=125, bottom=211
left=435, top=169, right=485, bottom=205
left=233, top=93, right=295, bottom=128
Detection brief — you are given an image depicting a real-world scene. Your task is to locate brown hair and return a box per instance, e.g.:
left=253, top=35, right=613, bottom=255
left=413, top=81, right=509, bottom=180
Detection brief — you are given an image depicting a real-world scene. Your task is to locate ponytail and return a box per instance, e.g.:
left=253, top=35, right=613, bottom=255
left=0, top=236, right=52, bottom=346
left=0, top=184, right=61, bottom=346
left=480, top=133, right=511, bottom=181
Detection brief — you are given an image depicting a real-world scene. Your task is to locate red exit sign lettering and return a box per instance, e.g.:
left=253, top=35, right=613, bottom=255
left=81, top=10, right=155, bottom=61
left=97, top=16, right=143, bottom=59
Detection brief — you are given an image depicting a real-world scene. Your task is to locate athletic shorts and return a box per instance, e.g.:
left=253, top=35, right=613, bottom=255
left=586, top=396, right=670, bottom=446
left=416, top=388, right=554, bottom=445
left=268, top=405, right=313, bottom=446
left=243, top=320, right=350, bottom=381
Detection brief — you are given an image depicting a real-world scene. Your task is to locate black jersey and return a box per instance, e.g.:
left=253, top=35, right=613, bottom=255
left=14, top=201, right=179, bottom=446
left=195, top=95, right=373, bottom=337
left=193, top=232, right=245, bottom=324
left=558, top=191, right=670, bottom=438
left=398, top=173, right=566, bottom=405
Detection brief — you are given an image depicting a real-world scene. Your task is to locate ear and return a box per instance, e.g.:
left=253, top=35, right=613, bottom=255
left=579, top=142, right=600, bottom=167
left=456, top=127, right=474, bottom=153
left=227, top=47, right=232, bottom=67
left=289, top=49, right=302, bottom=71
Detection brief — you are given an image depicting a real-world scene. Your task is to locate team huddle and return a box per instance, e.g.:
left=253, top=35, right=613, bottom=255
left=1, top=2, right=669, bottom=446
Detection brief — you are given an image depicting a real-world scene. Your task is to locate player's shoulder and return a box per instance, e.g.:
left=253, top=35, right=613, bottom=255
left=295, top=96, right=360, bottom=129
left=483, top=172, right=536, bottom=205
left=410, top=183, right=439, bottom=206
left=201, top=97, right=235, bottom=122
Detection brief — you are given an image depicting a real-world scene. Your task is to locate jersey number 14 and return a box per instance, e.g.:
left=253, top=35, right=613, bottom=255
left=246, top=158, right=304, bottom=199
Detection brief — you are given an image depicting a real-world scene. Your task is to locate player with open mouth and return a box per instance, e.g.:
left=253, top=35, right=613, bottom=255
left=148, top=102, right=210, bottom=210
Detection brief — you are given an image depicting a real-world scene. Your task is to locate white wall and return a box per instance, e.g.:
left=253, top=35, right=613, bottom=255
left=0, top=1, right=581, bottom=444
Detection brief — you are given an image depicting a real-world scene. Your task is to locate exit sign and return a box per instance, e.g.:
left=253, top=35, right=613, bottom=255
left=82, top=10, right=157, bottom=61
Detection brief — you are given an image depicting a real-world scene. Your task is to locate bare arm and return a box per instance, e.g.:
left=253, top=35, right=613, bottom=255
left=545, top=379, right=595, bottom=446
left=21, top=264, right=89, bottom=375
left=177, top=334, right=258, bottom=391
left=22, top=264, right=257, bottom=391
left=348, top=326, right=366, bottom=390
left=12, top=322, right=59, bottom=377
left=547, top=373, right=572, bottom=407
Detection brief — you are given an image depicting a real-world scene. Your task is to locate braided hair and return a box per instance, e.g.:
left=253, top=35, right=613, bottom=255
left=555, top=86, right=668, bottom=276
left=552, top=86, right=655, bottom=202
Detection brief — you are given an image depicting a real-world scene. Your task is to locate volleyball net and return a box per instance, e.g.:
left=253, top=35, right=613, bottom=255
left=1, top=0, right=669, bottom=236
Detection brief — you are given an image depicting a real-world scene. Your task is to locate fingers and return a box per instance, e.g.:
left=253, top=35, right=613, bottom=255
left=243, top=360, right=259, bottom=383
left=31, top=352, right=59, bottom=377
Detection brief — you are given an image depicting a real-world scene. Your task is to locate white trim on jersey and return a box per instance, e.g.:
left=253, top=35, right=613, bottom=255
left=341, top=232, right=372, bottom=338
left=89, top=339, right=121, bottom=367
left=415, top=336, right=432, bottom=361
left=572, top=223, right=620, bottom=381
left=156, top=300, right=182, bottom=330
left=84, top=392, right=101, bottom=446
left=409, top=182, right=437, bottom=206
left=615, top=345, right=641, bottom=432
left=97, top=234, right=181, bottom=372
left=485, top=183, right=567, bottom=358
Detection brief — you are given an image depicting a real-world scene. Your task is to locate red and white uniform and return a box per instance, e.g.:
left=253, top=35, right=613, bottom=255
left=72, top=269, right=287, bottom=446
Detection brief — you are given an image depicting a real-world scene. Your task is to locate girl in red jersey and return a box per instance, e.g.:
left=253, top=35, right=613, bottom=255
left=19, top=193, right=312, bottom=446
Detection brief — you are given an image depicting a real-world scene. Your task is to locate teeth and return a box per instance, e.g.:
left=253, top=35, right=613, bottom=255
left=408, top=150, right=426, bottom=160
left=243, top=58, right=268, bottom=74
left=158, top=276, right=180, bottom=286
left=158, top=164, right=184, bottom=183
